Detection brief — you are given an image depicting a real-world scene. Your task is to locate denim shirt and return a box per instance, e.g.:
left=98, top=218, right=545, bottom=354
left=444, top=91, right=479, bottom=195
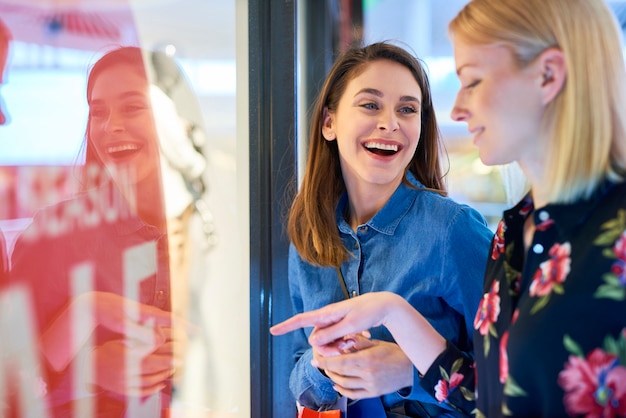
left=288, top=172, right=494, bottom=413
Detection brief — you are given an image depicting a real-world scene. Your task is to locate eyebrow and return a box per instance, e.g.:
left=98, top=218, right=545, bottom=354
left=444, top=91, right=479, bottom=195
left=89, top=90, right=147, bottom=105
left=355, top=88, right=421, bottom=105
left=456, top=63, right=475, bottom=76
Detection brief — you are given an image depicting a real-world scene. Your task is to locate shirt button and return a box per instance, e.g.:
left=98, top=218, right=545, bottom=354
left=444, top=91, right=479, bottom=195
left=157, top=290, right=165, bottom=300
left=358, top=226, right=368, bottom=233
left=533, top=243, right=544, bottom=254
left=538, top=211, right=550, bottom=221
left=353, top=242, right=359, bottom=249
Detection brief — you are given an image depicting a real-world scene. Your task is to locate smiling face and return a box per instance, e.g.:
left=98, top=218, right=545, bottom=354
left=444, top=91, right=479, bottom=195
left=450, top=38, right=545, bottom=169
left=323, top=59, right=422, bottom=200
left=87, top=62, right=160, bottom=187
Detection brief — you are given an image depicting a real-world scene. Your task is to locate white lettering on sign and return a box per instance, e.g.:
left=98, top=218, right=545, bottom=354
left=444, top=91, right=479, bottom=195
left=0, top=285, right=51, bottom=418
left=71, top=263, right=95, bottom=418
left=2, top=240, right=165, bottom=417
left=20, top=163, right=138, bottom=242
left=124, top=241, right=162, bottom=417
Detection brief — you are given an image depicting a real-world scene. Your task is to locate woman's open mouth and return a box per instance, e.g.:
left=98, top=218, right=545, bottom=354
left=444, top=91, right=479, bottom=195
left=363, top=141, right=400, bottom=156
left=106, top=143, right=142, bottom=159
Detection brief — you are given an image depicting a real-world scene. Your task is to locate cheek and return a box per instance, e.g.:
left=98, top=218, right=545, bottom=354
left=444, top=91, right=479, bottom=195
left=133, top=116, right=158, bottom=141
left=88, top=125, right=106, bottom=154
left=404, top=121, right=421, bottom=145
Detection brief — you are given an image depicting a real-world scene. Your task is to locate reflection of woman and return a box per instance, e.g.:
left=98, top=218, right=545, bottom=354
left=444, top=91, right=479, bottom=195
left=84, top=46, right=167, bottom=231
left=9, top=47, right=176, bottom=418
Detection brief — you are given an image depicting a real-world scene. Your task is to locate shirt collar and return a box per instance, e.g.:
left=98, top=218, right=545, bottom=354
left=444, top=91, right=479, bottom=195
left=336, top=171, right=422, bottom=236
left=504, top=179, right=625, bottom=236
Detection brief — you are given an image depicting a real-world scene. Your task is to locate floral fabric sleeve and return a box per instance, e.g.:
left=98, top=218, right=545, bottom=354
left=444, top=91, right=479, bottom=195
left=419, top=339, right=476, bottom=415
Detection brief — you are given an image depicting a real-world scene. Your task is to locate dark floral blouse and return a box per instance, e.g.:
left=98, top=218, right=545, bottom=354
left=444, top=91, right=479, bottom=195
left=420, top=179, right=626, bottom=417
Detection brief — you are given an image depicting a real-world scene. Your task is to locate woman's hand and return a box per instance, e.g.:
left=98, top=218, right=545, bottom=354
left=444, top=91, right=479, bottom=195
left=271, top=291, right=446, bottom=375
left=41, top=291, right=193, bottom=374
left=313, top=339, right=414, bottom=399
left=270, top=292, right=400, bottom=346
left=87, top=337, right=174, bottom=397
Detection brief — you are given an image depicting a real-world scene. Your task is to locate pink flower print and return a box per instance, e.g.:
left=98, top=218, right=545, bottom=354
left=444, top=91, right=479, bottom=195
left=519, top=197, right=533, bottom=217
left=435, top=372, right=464, bottom=402
left=535, top=218, right=555, bottom=231
left=612, top=232, right=626, bottom=286
left=491, top=220, right=506, bottom=260
left=499, top=309, right=518, bottom=384
left=615, top=232, right=626, bottom=259
left=474, top=280, right=501, bottom=336
left=499, top=331, right=509, bottom=384
left=559, top=349, right=626, bottom=417
left=529, top=242, right=571, bottom=297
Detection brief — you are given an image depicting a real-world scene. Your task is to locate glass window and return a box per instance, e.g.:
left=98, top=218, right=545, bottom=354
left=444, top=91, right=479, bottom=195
left=0, top=1, right=246, bottom=417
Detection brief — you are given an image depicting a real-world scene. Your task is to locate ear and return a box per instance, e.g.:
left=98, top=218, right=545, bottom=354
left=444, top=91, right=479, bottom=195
left=321, top=107, right=336, bottom=141
left=537, top=47, right=566, bottom=105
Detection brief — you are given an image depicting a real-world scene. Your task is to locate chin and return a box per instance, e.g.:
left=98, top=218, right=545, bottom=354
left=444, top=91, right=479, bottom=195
left=477, top=150, right=503, bottom=167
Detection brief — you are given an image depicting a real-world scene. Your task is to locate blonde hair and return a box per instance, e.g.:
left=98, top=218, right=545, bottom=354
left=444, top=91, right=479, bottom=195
left=450, top=0, right=626, bottom=203
left=288, top=42, right=446, bottom=267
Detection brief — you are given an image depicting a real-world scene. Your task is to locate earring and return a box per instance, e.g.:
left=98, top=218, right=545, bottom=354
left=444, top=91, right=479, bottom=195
left=543, top=69, right=553, bottom=83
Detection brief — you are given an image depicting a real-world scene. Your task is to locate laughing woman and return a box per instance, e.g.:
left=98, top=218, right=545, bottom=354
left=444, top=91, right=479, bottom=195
left=9, top=47, right=179, bottom=418
left=284, top=41, right=493, bottom=417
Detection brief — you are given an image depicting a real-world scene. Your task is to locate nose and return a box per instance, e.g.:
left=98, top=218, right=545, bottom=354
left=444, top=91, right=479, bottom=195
left=450, top=91, right=468, bottom=122
left=378, top=109, right=399, bottom=131
left=104, top=109, right=125, bottom=133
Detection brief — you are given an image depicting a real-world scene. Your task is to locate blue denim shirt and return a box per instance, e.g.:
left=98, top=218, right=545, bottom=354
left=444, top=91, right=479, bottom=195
left=288, top=172, right=494, bottom=413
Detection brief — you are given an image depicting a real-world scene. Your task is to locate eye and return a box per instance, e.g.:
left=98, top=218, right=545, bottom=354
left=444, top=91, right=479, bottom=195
left=123, top=103, right=148, bottom=114
left=398, top=105, right=418, bottom=115
left=360, top=101, right=379, bottom=110
left=89, top=106, right=107, bottom=119
left=464, top=80, right=481, bottom=90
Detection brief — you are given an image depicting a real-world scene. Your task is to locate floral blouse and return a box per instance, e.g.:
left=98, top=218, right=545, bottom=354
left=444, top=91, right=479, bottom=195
left=420, top=179, right=626, bottom=417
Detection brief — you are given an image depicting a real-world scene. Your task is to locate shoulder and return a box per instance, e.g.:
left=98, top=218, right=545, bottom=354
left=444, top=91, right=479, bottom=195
left=405, top=173, right=484, bottom=219
left=412, top=189, right=488, bottom=227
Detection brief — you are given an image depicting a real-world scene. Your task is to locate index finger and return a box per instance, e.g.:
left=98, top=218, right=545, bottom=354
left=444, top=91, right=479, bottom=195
left=269, top=311, right=325, bottom=335
left=270, top=303, right=349, bottom=336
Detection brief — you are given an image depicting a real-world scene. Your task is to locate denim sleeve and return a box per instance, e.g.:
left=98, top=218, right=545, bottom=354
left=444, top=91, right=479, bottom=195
left=405, top=205, right=490, bottom=413
left=441, top=205, right=492, bottom=343
left=287, top=245, right=341, bottom=409
left=288, top=345, right=342, bottom=409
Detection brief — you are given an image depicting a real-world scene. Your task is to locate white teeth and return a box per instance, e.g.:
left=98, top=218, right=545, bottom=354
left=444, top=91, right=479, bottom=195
left=107, top=144, right=139, bottom=154
left=365, top=142, right=398, bottom=152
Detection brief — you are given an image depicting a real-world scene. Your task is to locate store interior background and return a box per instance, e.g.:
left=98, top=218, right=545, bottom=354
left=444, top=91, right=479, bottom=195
left=1, top=0, right=626, bottom=416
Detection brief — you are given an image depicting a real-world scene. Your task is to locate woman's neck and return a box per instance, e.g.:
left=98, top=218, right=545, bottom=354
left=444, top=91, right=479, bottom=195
left=519, top=158, right=549, bottom=209
left=345, top=180, right=399, bottom=231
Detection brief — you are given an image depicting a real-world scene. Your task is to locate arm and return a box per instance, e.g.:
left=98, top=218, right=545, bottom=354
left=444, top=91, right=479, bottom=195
left=40, top=291, right=173, bottom=372
left=272, top=292, right=445, bottom=373
left=286, top=246, right=343, bottom=409
left=440, top=206, right=492, bottom=345
left=272, top=292, right=479, bottom=415
left=409, top=204, right=490, bottom=412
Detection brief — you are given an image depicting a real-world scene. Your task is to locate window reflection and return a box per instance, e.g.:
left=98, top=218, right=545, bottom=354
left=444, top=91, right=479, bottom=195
left=0, top=1, right=244, bottom=417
